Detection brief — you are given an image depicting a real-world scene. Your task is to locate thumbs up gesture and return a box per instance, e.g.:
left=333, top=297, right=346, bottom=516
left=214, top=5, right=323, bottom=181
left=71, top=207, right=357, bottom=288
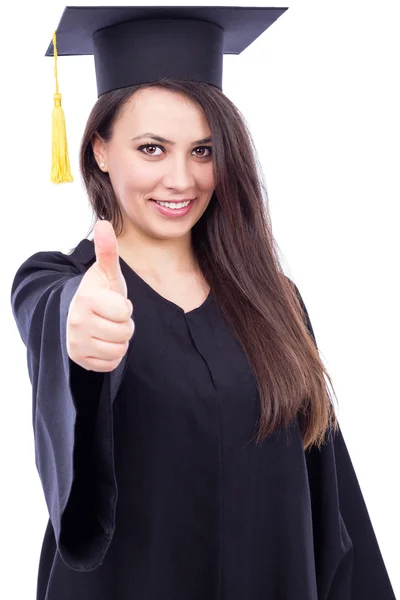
left=67, top=220, right=135, bottom=372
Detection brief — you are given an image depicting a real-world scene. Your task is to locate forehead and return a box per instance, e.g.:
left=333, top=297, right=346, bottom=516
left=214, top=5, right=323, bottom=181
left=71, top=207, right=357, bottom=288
left=118, top=87, right=208, bottom=128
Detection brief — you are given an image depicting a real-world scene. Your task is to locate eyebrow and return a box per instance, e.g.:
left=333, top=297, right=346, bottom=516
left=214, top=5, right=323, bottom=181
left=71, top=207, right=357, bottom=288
left=131, top=132, right=212, bottom=145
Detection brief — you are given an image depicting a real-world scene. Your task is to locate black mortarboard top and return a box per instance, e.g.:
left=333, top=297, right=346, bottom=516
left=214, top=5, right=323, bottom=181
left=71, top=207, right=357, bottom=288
left=47, top=5, right=288, bottom=96
left=46, top=5, right=288, bottom=183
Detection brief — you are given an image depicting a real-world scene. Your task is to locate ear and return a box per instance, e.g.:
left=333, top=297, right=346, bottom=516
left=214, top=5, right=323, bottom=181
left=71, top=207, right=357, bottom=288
left=92, top=133, right=108, bottom=171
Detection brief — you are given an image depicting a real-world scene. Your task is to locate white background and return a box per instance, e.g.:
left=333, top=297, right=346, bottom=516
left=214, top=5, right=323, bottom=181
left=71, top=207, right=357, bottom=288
left=1, top=0, right=399, bottom=598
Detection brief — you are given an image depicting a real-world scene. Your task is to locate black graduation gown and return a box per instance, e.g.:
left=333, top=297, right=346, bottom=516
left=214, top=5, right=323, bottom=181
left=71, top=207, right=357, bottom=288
left=10, top=238, right=396, bottom=600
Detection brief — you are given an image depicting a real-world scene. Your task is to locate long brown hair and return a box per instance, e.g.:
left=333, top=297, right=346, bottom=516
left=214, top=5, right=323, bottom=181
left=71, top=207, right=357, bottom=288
left=79, top=78, right=338, bottom=451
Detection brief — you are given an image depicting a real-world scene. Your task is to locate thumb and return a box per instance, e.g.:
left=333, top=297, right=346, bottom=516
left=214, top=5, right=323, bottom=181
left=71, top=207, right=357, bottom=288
left=93, top=220, right=127, bottom=298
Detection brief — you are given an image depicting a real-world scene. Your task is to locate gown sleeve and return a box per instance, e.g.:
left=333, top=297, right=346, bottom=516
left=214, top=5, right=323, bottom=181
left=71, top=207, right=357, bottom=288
left=292, top=281, right=396, bottom=599
left=10, top=248, right=129, bottom=572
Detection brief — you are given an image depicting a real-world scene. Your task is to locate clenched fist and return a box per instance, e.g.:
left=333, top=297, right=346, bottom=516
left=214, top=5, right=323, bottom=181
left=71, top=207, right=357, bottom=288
left=67, top=220, right=135, bottom=372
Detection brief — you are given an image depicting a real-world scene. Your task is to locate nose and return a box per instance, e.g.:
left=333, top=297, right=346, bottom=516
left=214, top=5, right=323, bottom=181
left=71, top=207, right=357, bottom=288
left=162, top=155, right=196, bottom=192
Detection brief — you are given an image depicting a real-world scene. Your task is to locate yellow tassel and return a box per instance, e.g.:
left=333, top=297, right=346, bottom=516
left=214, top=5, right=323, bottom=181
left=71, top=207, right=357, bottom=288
left=51, top=31, right=73, bottom=183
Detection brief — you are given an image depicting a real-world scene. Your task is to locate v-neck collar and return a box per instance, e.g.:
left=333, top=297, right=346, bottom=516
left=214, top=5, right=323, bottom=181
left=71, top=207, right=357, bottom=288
left=71, top=238, right=213, bottom=322
left=118, top=254, right=213, bottom=318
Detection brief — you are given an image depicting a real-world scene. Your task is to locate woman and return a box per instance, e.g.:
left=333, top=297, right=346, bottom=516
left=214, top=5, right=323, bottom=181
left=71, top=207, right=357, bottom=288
left=10, top=6, right=396, bottom=600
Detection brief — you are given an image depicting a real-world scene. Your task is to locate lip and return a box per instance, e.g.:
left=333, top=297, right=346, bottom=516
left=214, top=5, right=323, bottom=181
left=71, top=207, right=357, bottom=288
left=150, top=198, right=195, bottom=218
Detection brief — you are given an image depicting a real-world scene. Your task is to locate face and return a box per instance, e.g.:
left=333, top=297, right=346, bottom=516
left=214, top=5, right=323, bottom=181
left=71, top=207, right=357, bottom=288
left=93, top=87, right=215, bottom=241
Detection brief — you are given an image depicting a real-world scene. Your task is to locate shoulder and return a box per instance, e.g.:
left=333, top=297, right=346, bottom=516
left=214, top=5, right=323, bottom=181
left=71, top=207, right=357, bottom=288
left=281, top=274, right=317, bottom=347
left=12, top=239, right=96, bottom=291
left=29, top=239, right=95, bottom=272
left=66, top=238, right=96, bottom=268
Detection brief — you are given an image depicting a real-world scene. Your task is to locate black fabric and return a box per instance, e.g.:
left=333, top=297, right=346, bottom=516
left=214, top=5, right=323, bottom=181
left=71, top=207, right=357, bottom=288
left=11, top=238, right=396, bottom=599
left=10, top=242, right=128, bottom=571
left=92, top=18, right=224, bottom=96
left=45, top=6, right=288, bottom=96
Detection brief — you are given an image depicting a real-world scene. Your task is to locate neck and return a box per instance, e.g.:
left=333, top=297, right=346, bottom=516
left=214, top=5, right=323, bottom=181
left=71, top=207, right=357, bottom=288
left=116, top=229, right=199, bottom=279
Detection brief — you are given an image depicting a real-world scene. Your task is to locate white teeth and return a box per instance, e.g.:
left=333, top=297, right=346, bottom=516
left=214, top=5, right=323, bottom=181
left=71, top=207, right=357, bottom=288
left=155, top=200, right=191, bottom=209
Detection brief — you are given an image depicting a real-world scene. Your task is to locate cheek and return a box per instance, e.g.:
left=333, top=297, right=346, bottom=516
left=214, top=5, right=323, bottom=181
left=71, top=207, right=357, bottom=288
left=111, top=153, right=158, bottom=192
left=201, top=164, right=215, bottom=190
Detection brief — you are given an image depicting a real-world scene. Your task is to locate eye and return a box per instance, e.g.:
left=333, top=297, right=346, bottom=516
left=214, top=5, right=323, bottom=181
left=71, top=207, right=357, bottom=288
left=194, top=146, right=213, bottom=158
left=138, top=144, right=164, bottom=156
left=138, top=144, right=213, bottom=158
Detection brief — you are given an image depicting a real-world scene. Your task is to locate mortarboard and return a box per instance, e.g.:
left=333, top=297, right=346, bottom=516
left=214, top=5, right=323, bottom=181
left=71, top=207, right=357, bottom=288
left=47, top=5, right=288, bottom=183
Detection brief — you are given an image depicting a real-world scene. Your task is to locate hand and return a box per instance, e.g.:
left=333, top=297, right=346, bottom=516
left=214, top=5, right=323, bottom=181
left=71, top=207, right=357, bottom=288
left=66, top=220, right=135, bottom=372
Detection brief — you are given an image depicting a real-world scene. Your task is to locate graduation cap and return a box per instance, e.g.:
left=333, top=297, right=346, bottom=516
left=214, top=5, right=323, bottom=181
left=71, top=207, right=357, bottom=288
left=47, top=5, right=288, bottom=183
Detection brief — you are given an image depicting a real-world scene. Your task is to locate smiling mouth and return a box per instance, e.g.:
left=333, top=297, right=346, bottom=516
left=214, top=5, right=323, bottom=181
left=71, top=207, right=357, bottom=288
left=150, top=199, right=195, bottom=209
left=150, top=198, right=196, bottom=203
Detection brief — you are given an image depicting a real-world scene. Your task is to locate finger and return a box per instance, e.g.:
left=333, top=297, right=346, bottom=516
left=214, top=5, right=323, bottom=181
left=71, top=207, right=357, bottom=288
left=87, top=337, right=129, bottom=361
left=93, top=220, right=127, bottom=297
left=89, top=312, right=135, bottom=344
left=84, top=356, right=123, bottom=373
left=89, top=288, right=133, bottom=323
